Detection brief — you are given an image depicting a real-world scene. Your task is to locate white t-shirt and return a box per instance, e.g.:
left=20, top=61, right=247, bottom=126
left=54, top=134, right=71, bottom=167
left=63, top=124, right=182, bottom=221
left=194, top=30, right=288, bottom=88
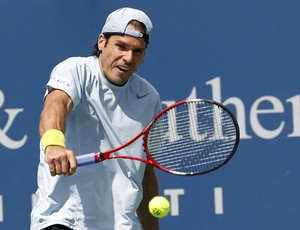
left=31, top=56, right=161, bottom=230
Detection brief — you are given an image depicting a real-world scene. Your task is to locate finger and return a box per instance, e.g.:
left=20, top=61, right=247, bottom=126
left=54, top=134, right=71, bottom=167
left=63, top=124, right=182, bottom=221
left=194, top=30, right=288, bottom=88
left=48, top=161, right=56, bottom=176
left=54, top=159, right=63, bottom=175
left=61, top=157, right=70, bottom=175
left=67, top=151, right=77, bottom=175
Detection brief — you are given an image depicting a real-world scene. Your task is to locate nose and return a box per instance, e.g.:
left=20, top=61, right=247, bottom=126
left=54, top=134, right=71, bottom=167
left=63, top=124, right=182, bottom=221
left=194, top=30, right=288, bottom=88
left=123, top=50, right=133, bottom=63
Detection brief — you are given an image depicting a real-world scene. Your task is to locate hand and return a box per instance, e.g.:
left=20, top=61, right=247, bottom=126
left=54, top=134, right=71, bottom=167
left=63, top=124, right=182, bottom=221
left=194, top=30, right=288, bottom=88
left=44, top=146, right=77, bottom=176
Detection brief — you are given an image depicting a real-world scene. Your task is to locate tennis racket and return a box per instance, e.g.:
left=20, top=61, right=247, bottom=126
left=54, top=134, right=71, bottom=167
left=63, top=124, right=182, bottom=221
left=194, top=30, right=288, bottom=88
left=76, top=99, right=240, bottom=176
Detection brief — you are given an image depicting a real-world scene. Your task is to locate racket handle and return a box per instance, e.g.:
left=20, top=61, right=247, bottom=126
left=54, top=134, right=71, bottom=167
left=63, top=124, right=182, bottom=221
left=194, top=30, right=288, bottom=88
left=76, top=152, right=102, bottom=167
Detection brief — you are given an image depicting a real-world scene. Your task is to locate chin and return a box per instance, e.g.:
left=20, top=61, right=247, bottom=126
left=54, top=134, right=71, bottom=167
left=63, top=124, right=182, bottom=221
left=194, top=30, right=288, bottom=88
left=105, top=71, right=131, bottom=86
left=109, top=77, right=128, bottom=86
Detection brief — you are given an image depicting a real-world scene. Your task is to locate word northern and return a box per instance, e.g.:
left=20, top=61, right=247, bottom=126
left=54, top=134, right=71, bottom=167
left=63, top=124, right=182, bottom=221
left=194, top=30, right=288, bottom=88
left=162, top=77, right=300, bottom=140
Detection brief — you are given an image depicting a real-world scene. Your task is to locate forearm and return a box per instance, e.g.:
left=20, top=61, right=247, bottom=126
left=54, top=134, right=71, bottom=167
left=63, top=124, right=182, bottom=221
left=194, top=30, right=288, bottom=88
left=39, top=89, right=73, bottom=136
left=137, top=165, right=159, bottom=230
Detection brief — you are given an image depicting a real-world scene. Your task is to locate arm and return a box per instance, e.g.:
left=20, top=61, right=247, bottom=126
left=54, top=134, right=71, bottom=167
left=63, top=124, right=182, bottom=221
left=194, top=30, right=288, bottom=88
left=137, top=164, right=159, bottom=230
left=40, top=89, right=77, bottom=176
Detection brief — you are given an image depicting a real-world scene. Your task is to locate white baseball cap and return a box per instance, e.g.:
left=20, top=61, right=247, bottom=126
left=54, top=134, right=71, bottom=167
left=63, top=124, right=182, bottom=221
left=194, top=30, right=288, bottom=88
left=101, top=7, right=153, bottom=42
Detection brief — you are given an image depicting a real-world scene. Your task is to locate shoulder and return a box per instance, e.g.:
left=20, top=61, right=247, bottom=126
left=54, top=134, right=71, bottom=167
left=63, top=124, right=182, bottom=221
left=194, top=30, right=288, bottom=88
left=50, top=56, right=99, bottom=83
left=54, top=56, right=97, bottom=71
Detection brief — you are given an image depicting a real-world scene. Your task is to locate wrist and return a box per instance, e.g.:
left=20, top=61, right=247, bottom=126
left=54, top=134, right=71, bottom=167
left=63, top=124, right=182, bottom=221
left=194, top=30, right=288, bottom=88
left=41, top=129, right=66, bottom=152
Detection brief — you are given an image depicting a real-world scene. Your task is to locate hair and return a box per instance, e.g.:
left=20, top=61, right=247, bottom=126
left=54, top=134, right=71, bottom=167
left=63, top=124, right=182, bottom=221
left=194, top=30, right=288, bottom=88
left=92, top=20, right=148, bottom=57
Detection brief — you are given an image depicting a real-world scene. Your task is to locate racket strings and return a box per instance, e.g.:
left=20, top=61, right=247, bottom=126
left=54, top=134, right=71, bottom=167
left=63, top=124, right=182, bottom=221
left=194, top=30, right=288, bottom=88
left=147, top=101, right=237, bottom=175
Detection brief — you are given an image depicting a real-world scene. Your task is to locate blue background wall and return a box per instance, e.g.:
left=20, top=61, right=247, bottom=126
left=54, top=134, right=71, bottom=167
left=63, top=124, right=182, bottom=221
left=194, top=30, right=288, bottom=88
left=1, top=0, right=300, bottom=229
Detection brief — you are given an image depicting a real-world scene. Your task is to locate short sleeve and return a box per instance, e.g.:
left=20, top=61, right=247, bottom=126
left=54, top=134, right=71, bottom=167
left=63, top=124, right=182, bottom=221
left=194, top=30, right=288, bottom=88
left=45, top=57, right=82, bottom=108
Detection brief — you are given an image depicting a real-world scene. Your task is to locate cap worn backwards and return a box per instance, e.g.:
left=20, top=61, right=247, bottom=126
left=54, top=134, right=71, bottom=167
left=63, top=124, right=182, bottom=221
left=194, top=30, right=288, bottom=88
left=101, top=7, right=153, bottom=42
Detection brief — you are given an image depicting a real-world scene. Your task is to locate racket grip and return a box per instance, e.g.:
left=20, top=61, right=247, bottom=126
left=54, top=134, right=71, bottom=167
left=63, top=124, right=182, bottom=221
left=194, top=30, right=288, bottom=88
left=76, top=152, right=102, bottom=167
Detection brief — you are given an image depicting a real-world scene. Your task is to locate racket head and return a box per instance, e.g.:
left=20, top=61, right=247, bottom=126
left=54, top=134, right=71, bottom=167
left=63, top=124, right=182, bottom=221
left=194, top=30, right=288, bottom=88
left=143, top=99, right=240, bottom=176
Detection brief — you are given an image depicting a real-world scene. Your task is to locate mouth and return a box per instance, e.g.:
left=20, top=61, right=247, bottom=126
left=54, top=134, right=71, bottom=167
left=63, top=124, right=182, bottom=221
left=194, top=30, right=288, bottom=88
left=116, top=65, right=130, bottom=72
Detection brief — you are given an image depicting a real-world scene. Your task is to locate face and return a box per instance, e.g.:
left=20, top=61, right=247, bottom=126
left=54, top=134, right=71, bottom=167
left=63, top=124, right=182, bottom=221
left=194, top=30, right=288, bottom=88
left=97, top=30, right=147, bottom=86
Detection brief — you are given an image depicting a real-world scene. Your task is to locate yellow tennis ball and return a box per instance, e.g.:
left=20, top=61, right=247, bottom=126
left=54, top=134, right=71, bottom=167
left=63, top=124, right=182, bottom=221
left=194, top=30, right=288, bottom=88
left=148, top=196, right=170, bottom=218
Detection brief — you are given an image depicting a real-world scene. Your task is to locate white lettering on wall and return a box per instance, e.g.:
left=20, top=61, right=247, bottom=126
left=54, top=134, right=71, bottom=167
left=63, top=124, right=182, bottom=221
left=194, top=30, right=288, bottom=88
left=286, top=95, right=300, bottom=137
left=160, top=76, right=300, bottom=140
left=250, top=96, right=284, bottom=139
left=0, top=90, right=27, bottom=149
left=206, top=77, right=252, bottom=139
left=164, top=188, right=185, bottom=216
left=161, top=86, right=235, bottom=143
left=214, top=187, right=224, bottom=215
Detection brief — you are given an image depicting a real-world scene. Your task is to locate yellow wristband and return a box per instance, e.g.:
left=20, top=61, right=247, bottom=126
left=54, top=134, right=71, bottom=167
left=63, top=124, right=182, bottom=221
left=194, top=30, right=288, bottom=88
left=41, top=129, right=66, bottom=152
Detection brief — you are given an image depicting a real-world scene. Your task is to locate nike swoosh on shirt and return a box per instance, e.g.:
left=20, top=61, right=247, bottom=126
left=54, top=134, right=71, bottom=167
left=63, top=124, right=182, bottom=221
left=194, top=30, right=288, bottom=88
left=136, top=93, right=150, bottom=99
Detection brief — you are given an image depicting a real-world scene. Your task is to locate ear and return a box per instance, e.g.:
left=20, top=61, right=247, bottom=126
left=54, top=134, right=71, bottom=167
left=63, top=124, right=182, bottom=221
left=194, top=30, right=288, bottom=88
left=98, top=34, right=106, bottom=51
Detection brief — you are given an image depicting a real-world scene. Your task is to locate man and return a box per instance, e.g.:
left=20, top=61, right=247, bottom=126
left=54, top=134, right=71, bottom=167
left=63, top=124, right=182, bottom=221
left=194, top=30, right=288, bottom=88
left=31, top=7, right=161, bottom=230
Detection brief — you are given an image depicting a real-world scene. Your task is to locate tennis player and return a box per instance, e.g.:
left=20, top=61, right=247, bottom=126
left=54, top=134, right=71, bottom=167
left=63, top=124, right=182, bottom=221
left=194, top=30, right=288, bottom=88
left=30, top=7, right=161, bottom=230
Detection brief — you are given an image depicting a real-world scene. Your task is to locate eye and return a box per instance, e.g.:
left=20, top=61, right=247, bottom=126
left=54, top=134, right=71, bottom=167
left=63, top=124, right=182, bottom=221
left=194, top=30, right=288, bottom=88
left=117, top=43, right=127, bottom=51
left=134, top=49, right=145, bottom=56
